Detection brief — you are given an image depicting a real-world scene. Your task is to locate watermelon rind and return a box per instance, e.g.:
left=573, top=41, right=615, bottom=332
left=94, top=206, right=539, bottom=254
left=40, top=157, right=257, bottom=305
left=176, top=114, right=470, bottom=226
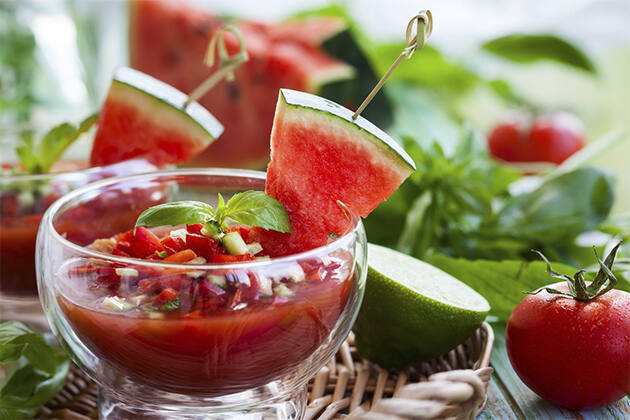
left=277, top=89, right=415, bottom=172
left=112, top=67, right=224, bottom=141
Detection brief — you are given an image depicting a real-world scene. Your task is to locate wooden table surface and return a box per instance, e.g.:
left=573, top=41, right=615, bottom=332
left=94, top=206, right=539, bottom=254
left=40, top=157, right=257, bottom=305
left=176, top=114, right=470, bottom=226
left=480, top=330, right=630, bottom=419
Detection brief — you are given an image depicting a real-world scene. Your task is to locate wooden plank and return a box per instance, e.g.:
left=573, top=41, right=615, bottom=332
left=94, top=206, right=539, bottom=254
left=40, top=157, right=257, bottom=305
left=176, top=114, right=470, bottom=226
left=477, top=376, right=521, bottom=419
left=490, top=330, right=630, bottom=420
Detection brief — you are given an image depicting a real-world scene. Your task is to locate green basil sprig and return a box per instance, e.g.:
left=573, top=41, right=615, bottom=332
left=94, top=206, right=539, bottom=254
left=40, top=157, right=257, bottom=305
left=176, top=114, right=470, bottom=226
left=135, top=190, right=292, bottom=234
left=15, top=113, right=98, bottom=174
left=0, top=321, right=69, bottom=419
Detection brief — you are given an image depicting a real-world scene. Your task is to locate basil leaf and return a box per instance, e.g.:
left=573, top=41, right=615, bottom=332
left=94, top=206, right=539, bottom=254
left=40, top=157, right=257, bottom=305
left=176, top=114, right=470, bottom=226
left=224, top=191, right=292, bottom=233
left=215, top=193, right=227, bottom=228
left=14, top=145, right=40, bottom=173
left=16, top=113, right=98, bottom=174
left=135, top=201, right=215, bottom=228
left=491, top=167, right=614, bottom=242
left=482, top=34, right=596, bottom=73
left=0, top=322, right=69, bottom=417
left=427, top=254, right=630, bottom=325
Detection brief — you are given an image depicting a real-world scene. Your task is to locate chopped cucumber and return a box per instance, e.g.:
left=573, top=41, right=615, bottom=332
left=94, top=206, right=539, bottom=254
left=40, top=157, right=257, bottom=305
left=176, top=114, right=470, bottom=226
left=185, top=256, right=207, bottom=264
left=115, top=267, right=139, bottom=277
left=208, top=274, right=227, bottom=289
left=273, top=283, right=295, bottom=298
left=17, top=190, right=35, bottom=208
left=247, top=242, right=263, bottom=255
left=223, top=231, right=249, bottom=255
left=258, top=276, right=273, bottom=296
left=186, top=270, right=206, bottom=278
left=169, top=228, right=188, bottom=242
left=128, top=295, right=148, bottom=306
left=283, top=264, right=305, bottom=283
left=201, top=222, right=223, bottom=240
left=101, top=296, right=135, bottom=312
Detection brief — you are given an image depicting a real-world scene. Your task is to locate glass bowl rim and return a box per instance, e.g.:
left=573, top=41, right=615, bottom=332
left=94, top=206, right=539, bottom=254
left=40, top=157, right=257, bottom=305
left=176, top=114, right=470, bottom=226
left=1, top=161, right=120, bottom=183
left=42, top=167, right=363, bottom=271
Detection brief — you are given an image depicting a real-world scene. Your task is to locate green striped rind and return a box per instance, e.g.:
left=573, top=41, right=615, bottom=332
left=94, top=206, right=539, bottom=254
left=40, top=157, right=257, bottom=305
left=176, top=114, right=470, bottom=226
left=279, top=89, right=415, bottom=171
left=113, top=67, right=224, bottom=139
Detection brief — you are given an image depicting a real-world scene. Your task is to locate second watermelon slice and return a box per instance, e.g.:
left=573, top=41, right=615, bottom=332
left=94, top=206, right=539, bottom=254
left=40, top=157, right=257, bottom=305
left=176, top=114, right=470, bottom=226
left=90, top=67, right=223, bottom=167
left=129, top=0, right=391, bottom=168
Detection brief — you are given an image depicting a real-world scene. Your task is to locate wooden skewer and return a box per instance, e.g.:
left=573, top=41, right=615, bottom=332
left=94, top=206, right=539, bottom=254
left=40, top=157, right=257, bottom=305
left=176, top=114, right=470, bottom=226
left=351, top=10, right=433, bottom=120
left=183, top=25, right=249, bottom=108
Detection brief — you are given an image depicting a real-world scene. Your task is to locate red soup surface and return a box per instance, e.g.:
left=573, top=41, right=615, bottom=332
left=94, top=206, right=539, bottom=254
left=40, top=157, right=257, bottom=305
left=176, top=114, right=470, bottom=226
left=57, top=232, right=355, bottom=396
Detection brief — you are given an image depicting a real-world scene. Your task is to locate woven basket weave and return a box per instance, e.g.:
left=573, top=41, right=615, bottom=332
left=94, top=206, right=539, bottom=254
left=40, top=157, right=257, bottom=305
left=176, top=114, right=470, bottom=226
left=37, top=323, right=493, bottom=419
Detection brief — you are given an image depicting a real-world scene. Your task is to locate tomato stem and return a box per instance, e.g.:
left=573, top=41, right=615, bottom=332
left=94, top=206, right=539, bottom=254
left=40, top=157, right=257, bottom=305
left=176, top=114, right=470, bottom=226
left=528, top=242, right=622, bottom=301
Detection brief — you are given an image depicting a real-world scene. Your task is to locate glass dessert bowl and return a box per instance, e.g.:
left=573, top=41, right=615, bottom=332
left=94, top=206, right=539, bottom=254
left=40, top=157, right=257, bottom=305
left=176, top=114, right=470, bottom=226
left=0, top=126, right=158, bottom=328
left=37, top=169, right=366, bottom=419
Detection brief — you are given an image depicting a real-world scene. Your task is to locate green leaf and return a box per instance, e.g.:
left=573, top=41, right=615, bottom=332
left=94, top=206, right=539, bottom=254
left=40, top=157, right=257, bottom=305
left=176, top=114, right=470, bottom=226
left=135, top=201, right=215, bottom=228
left=224, top=191, right=292, bottom=233
left=15, top=113, right=98, bottom=174
left=288, top=4, right=393, bottom=127
left=426, top=254, right=630, bottom=324
left=0, top=344, right=26, bottom=365
left=162, top=296, right=181, bottom=311
left=369, top=44, right=480, bottom=94
left=36, top=114, right=98, bottom=173
left=34, top=123, right=76, bottom=172
left=491, top=167, right=614, bottom=242
left=14, top=145, right=40, bottom=174
left=0, top=322, right=69, bottom=416
left=482, top=34, right=596, bottom=73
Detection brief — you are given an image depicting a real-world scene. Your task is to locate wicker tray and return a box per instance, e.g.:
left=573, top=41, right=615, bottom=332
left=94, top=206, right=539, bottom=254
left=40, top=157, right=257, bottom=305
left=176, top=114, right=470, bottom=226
left=37, top=323, right=493, bottom=419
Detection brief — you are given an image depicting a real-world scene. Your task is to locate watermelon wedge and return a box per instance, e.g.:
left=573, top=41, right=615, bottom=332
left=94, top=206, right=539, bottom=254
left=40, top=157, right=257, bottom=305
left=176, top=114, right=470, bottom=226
left=90, top=67, right=223, bottom=167
left=129, top=0, right=391, bottom=169
left=249, top=89, right=415, bottom=256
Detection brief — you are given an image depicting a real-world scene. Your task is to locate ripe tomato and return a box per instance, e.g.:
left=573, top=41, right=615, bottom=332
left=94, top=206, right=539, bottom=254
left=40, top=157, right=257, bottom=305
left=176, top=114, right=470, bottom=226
left=488, top=111, right=585, bottom=164
left=506, top=282, right=630, bottom=410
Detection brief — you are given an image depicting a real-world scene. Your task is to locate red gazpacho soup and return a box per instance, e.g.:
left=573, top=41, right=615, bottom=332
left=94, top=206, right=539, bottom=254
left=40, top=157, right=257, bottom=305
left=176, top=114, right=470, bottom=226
left=0, top=159, right=158, bottom=297
left=57, top=223, right=355, bottom=396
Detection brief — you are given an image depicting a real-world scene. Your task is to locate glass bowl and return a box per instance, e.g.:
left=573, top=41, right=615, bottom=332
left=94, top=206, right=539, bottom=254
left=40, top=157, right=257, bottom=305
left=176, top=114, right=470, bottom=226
left=37, top=169, right=367, bottom=419
left=1, top=125, right=158, bottom=328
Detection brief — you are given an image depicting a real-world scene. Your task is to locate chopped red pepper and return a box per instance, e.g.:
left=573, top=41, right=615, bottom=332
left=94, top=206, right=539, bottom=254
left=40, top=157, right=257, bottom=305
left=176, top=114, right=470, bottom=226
left=210, top=253, right=255, bottom=263
left=160, top=235, right=186, bottom=255
left=186, top=233, right=223, bottom=259
left=186, top=223, right=204, bottom=235
left=153, top=287, right=179, bottom=306
left=163, top=249, right=197, bottom=263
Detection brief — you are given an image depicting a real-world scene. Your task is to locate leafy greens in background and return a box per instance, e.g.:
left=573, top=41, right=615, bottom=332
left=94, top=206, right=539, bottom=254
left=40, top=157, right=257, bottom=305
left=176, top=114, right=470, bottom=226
left=427, top=253, right=630, bottom=325
left=0, top=4, right=38, bottom=124
left=0, top=322, right=69, bottom=419
left=364, top=128, right=619, bottom=265
left=482, top=34, right=597, bottom=74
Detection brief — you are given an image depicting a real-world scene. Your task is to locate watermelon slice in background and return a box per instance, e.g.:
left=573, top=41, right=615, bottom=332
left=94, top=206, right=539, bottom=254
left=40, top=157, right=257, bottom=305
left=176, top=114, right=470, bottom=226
left=248, top=89, right=415, bottom=256
left=90, top=67, right=223, bottom=167
left=129, top=0, right=392, bottom=169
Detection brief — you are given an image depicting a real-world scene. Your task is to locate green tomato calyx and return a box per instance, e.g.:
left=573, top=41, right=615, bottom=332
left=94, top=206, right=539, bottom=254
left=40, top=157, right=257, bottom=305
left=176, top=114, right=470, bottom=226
left=527, top=241, right=622, bottom=302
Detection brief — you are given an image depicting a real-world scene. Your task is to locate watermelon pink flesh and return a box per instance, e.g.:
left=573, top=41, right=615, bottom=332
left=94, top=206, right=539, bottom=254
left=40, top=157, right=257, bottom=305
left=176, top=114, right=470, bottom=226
left=248, top=90, right=414, bottom=256
left=129, top=0, right=353, bottom=169
left=90, top=68, right=222, bottom=168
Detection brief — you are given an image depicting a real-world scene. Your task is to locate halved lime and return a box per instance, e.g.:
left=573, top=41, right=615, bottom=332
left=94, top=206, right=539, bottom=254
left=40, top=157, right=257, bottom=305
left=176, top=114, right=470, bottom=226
left=354, top=243, right=490, bottom=367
